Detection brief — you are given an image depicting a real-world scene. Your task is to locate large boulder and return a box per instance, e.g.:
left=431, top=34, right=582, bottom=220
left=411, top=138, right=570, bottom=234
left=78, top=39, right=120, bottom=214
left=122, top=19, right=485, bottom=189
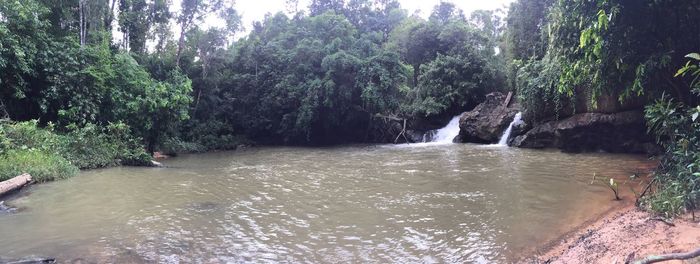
left=511, top=111, right=658, bottom=153
left=458, top=92, right=519, bottom=144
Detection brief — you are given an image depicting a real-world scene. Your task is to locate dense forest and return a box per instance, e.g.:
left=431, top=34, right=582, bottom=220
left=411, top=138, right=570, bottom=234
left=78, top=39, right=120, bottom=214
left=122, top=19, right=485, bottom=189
left=0, top=0, right=699, bottom=215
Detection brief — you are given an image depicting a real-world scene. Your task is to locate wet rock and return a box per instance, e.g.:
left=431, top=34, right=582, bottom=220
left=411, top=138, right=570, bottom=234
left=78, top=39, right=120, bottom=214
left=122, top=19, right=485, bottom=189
left=0, top=201, right=17, bottom=214
left=188, top=201, right=219, bottom=213
left=458, top=92, right=519, bottom=144
left=511, top=111, right=658, bottom=153
left=405, top=130, right=436, bottom=143
left=0, top=257, right=56, bottom=264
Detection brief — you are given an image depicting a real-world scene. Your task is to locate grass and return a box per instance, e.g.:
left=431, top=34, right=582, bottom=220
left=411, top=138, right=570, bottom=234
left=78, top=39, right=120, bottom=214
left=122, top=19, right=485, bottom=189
left=0, top=150, right=78, bottom=182
left=0, top=120, right=152, bottom=183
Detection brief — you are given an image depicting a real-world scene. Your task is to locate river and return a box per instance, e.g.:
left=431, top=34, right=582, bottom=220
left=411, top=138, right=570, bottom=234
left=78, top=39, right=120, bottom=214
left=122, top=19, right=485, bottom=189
left=0, top=144, right=649, bottom=263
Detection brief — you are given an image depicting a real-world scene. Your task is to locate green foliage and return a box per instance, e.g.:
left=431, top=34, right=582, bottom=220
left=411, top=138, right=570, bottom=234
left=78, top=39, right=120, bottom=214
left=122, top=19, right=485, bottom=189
left=504, top=0, right=552, bottom=62
left=514, top=55, right=569, bottom=123
left=0, top=150, right=78, bottom=182
left=109, top=55, right=193, bottom=151
left=643, top=55, right=700, bottom=216
left=410, top=48, right=494, bottom=116
left=0, top=120, right=61, bottom=155
left=0, top=120, right=150, bottom=175
left=0, top=0, right=50, bottom=100
left=548, top=0, right=700, bottom=105
left=356, top=51, right=410, bottom=114
left=60, top=123, right=152, bottom=169
left=160, top=137, right=206, bottom=155
left=509, top=0, right=700, bottom=123
left=0, top=121, right=77, bottom=182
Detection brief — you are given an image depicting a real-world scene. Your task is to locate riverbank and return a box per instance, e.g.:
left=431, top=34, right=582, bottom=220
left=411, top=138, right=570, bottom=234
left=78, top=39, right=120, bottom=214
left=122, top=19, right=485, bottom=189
left=525, top=202, right=700, bottom=263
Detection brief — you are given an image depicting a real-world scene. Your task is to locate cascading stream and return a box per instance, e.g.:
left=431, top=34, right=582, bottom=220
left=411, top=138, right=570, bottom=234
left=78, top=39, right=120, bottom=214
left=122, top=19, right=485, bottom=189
left=497, top=112, right=523, bottom=146
left=429, top=114, right=463, bottom=144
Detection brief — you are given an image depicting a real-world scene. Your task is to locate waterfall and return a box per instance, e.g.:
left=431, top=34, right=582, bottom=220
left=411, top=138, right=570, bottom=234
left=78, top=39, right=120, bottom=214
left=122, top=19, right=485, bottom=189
left=430, top=114, right=462, bottom=144
left=497, top=112, right=522, bottom=146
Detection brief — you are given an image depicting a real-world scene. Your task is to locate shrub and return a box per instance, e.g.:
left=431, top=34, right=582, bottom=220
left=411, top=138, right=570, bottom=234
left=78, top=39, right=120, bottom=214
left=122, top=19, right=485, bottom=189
left=60, top=123, right=122, bottom=169
left=643, top=54, right=700, bottom=217
left=0, top=150, right=78, bottom=182
left=0, top=120, right=151, bottom=177
left=515, top=56, right=570, bottom=123
left=0, top=120, right=62, bottom=155
left=103, top=122, right=152, bottom=166
left=163, top=120, right=251, bottom=155
left=160, top=137, right=206, bottom=155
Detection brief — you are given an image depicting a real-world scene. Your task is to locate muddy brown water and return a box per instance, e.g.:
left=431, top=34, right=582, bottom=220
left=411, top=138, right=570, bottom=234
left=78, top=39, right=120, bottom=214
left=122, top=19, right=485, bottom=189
left=0, top=144, right=650, bottom=263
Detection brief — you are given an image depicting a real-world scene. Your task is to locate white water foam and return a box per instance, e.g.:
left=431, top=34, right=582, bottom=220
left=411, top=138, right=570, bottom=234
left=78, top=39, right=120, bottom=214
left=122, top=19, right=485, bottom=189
left=430, top=114, right=463, bottom=144
left=496, top=112, right=522, bottom=146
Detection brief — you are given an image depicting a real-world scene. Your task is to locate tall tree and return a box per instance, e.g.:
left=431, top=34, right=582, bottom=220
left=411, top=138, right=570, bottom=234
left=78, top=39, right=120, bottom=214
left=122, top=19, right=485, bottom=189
left=175, top=0, right=222, bottom=67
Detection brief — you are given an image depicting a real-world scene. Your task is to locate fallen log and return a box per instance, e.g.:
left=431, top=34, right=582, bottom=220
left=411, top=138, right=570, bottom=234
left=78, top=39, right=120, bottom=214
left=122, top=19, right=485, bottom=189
left=0, top=173, right=32, bottom=197
left=633, top=247, right=700, bottom=264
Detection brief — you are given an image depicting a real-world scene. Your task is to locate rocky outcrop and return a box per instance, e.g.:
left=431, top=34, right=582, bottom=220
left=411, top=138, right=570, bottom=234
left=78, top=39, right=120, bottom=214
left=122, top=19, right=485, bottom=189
left=458, top=92, right=519, bottom=144
left=511, top=111, right=658, bottom=153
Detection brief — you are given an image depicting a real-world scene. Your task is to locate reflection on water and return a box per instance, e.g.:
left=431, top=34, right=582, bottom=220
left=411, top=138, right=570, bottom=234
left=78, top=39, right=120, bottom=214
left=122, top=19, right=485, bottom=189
left=0, top=144, right=650, bottom=263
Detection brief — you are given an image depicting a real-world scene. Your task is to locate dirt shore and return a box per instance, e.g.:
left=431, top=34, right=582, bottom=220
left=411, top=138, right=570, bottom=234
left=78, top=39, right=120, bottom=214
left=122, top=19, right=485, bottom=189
left=523, top=202, right=700, bottom=264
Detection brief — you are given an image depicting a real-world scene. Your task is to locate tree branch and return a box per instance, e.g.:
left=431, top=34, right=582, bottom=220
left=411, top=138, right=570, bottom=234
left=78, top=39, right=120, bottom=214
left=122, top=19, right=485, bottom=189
left=633, top=247, right=700, bottom=264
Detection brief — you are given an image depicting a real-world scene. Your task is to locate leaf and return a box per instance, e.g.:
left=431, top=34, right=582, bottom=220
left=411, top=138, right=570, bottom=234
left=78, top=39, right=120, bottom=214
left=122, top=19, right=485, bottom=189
left=685, top=53, right=700, bottom=61
left=693, top=112, right=699, bottom=122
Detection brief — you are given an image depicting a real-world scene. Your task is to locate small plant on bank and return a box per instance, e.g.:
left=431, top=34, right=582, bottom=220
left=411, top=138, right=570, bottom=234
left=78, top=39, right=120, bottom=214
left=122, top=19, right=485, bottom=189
left=591, top=173, right=622, bottom=200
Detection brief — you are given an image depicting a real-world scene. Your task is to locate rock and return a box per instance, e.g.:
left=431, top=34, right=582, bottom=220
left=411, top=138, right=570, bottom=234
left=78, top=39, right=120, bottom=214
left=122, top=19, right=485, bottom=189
left=511, top=111, right=658, bottom=153
left=0, top=257, right=56, bottom=264
left=0, top=201, right=17, bottom=214
left=458, top=92, right=519, bottom=144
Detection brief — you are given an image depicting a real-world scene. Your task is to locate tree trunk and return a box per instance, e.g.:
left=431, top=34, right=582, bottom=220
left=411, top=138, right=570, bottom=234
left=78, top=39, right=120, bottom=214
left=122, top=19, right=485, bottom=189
left=0, top=173, right=32, bottom=197
left=79, top=0, right=85, bottom=46
left=412, top=64, right=420, bottom=87
left=176, top=24, right=187, bottom=68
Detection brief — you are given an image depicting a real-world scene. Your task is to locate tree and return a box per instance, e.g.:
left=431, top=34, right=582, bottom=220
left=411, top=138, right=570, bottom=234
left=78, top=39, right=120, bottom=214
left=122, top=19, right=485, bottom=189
left=309, top=0, right=344, bottom=16
left=504, top=0, right=552, bottom=61
left=175, top=0, right=222, bottom=67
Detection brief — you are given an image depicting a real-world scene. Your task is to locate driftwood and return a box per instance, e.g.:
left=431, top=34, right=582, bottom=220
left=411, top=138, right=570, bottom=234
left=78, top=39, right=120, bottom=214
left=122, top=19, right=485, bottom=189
left=648, top=217, right=675, bottom=227
left=5, top=258, right=56, bottom=264
left=633, top=247, right=700, bottom=264
left=503, top=91, right=513, bottom=108
left=0, top=173, right=32, bottom=197
left=393, top=119, right=410, bottom=144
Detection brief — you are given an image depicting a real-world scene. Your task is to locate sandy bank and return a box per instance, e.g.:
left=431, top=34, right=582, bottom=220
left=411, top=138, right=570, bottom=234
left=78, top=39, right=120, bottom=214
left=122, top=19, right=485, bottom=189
left=524, top=204, right=700, bottom=264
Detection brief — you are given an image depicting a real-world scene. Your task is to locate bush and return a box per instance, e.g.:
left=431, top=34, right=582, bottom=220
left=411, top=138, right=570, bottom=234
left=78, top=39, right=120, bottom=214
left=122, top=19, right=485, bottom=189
left=0, top=120, right=62, bottom=155
left=162, top=120, right=251, bottom=155
left=0, top=120, right=151, bottom=182
left=643, top=54, right=700, bottom=217
left=102, top=122, right=152, bottom=166
left=644, top=97, right=700, bottom=216
left=60, top=122, right=152, bottom=169
left=0, top=150, right=78, bottom=182
left=60, top=124, right=123, bottom=169
left=515, top=56, right=570, bottom=123
left=160, top=137, right=206, bottom=155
